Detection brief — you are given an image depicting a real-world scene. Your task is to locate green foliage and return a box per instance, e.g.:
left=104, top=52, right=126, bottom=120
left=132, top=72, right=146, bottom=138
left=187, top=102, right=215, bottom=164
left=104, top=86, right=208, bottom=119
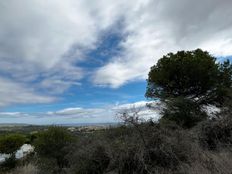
left=146, top=49, right=232, bottom=106
left=215, top=61, right=232, bottom=105
left=161, top=97, right=207, bottom=128
left=25, top=133, right=38, bottom=144
left=0, top=134, right=26, bottom=154
left=146, top=49, right=232, bottom=128
left=34, top=126, right=74, bottom=169
left=218, top=60, right=232, bottom=88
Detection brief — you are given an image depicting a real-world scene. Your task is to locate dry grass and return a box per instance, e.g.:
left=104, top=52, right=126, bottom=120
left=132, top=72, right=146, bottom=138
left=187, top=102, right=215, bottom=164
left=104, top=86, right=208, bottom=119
left=6, top=163, right=38, bottom=174
left=176, top=149, right=232, bottom=174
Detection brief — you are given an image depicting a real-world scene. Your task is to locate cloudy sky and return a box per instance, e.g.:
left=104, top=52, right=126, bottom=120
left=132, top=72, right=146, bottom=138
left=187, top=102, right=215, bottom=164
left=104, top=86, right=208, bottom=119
left=0, top=0, right=232, bottom=124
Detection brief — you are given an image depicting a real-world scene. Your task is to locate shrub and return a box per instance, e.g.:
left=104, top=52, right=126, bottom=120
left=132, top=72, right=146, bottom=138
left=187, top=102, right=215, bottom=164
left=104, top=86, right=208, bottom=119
left=115, top=145, right=147, bottom=174
left=70, top=145, right=110, bottom=174
left=104, top=123, right=196, bottom=173
left=34, top=126, right=74, bottom=170
left=0, top=134, right=26, bottom=154
left=199, top=117, right=232, bottom=150
left=145, top=124, right=196, bottom=171
left=0, top=134, right=26, bottom=171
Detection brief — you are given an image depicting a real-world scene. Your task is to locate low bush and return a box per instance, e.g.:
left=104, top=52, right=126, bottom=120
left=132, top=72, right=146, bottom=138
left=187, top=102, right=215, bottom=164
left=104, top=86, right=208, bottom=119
left=0, top=134, right=26, bottom=171
left=199, top=117, right=232, bottom=150
left=69, top=145, right=110, bottom=174
left=0, top=134, right=26, bottom=154
left=34, top=126, right=75, bottom=171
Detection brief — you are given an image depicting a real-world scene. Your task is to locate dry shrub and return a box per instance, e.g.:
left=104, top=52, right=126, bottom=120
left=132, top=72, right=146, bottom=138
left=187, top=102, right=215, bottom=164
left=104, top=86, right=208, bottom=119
left=108, top=140, right=147, bottom=174
left=178, top=149, right=232, bottom=174
left=199, top=116, right=232, bottom=150
left=146, top=125, right=199, bottom=173
left=104, top=123, right=199, bottom=174
left=68, top=143, right=110, bottom=174
left=6, top=163, right=38, bottom=174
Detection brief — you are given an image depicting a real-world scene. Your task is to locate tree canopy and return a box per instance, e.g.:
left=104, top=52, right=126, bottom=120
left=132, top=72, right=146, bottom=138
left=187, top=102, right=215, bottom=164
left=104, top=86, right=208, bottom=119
left=146, top=49, right=232, bottom=106
left=146, top=49, right=232, bottom=128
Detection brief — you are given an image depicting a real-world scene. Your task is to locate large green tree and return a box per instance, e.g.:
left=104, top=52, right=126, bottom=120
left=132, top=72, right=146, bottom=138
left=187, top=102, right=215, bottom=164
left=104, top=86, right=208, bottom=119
left=146, top=49, right=232, bottom=128
left=146, top=49, right=232, bottom=106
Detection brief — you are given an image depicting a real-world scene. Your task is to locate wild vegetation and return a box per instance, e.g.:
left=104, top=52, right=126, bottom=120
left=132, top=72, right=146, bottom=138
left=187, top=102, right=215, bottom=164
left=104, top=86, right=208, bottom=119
left=0, top=49, right=231, bottom=174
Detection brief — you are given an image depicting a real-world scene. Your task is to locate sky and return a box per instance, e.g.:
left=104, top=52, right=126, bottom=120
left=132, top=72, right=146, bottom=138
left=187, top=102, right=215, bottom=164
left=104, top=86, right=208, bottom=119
left=0, top=0, right=232, bottom=124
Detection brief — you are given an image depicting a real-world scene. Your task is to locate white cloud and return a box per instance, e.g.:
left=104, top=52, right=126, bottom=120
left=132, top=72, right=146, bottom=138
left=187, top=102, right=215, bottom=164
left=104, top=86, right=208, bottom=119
left=93, top=0, right=232, bottom=87
left=51, top=107, right=105, bottom=117
left=1, top=1, right=96, bottom=67
left=0, top=77, right=55, bottom=107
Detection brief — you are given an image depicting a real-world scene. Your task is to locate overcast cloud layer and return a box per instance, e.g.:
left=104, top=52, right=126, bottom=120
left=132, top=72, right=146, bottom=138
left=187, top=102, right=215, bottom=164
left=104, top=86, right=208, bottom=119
left=0, top=0, right=232, bottom=107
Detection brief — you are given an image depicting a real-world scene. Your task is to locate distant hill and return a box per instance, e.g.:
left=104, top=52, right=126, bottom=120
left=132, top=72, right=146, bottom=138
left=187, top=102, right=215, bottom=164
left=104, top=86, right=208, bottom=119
left=0, top=123, right=30, bottom=127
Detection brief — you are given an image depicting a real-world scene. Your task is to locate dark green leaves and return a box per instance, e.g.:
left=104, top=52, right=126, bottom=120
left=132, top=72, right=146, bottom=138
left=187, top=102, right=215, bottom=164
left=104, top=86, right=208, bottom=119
left=146, top=49, right=232, bottom=106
